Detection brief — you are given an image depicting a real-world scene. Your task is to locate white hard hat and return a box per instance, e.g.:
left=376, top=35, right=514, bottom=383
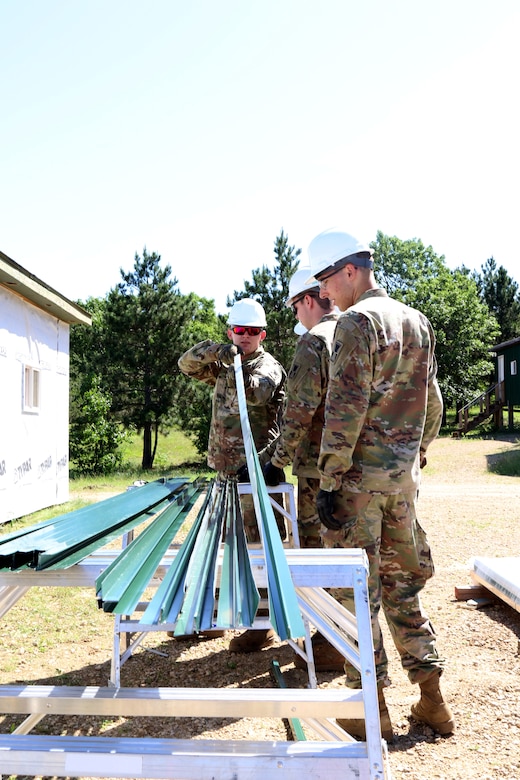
left=227, top=298, right=267, bottom=327
left=294, top=321, right=307, bottom=336
left=305, top=228, right=373, bottom=284
left=285, top=268, right=320, bottom=307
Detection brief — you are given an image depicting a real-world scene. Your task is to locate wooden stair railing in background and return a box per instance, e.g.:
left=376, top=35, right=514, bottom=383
left=455, top=381, right=505, bottom=436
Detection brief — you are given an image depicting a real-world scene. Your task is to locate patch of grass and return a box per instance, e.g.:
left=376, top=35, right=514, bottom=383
left=70, top=429, right=211, bottom=496
left=488, top=445, right=520, bottom=476
left=68, top=429, right=208, bottom=485
left=0, top=585, right=108, bottom=684
left=120, top=429, right=204, bottom=470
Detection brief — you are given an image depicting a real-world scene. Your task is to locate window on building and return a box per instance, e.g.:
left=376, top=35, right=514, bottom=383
left=511, top=360, right=517, bottom=377
left=23, top=365, right=41, bottom=412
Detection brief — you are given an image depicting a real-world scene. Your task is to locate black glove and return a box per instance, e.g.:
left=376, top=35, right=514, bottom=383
left=262, top=461, right=285, bottom=486
left=236, top=463, right=249, bottom=482
left=317, top=489, right=344, bottom=531
left=217, top=344, right=243, bottom=366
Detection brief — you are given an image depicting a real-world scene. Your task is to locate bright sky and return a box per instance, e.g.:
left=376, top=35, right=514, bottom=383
left=2, top=1, right=519, bottom=315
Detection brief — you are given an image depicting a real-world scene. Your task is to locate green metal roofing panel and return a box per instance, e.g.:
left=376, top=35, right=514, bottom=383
left=0, top=478, right=190, bottom=571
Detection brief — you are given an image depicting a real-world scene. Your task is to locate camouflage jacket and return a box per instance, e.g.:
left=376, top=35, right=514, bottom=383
left=178, top=340, right=286, bottom=475
left=319, top=289, right=443, bottom=494
left=270, top=313, right=338, bottom=478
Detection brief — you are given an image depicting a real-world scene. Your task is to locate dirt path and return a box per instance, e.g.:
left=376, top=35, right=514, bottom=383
left=382, top=435, right=520, bottom=779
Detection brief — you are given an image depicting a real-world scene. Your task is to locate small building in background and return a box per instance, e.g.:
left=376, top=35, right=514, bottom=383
left=492, top=336, right=520, bottom=430
left=0, top=250, right=91, bottom=524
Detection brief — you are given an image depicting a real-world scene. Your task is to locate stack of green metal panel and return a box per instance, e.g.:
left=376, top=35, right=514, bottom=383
left=0, top=477, right=192, bottom=570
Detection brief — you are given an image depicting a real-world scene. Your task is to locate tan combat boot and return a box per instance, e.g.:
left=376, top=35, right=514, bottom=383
left=228, top=628, right=277, bottom=653
left=294, top=632, right=346, bottom=672
left=337, top=685, right=394, bottom=743
left=410, top=673, right=455, bottom=735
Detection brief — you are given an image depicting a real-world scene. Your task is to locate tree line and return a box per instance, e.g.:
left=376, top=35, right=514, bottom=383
left=69, top=230, right=520, bottom=474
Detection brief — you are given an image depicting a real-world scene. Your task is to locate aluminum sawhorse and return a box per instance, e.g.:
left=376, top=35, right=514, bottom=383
left=0, top=550, right=391, bottom=780
left=238, top=480, right=299, bottom=545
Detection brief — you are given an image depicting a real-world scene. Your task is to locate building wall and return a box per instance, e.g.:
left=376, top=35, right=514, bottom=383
left=500, top=343, right=520, bottom=406
left=0, top=287, right=70, bottom=523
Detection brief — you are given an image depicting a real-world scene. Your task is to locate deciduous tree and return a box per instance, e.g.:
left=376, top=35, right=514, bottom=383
left=70, top=297, right=127, bottom=474
left=371, top=232, right=499, bottom=416
left=69, top=375, right=127, bottom=475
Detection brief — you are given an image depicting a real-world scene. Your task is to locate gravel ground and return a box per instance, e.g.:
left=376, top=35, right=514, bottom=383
left=1, top=435, right=520, bottom=779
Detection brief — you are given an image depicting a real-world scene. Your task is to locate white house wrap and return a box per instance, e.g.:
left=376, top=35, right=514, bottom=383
left=0, top=251, right=91, bottom=523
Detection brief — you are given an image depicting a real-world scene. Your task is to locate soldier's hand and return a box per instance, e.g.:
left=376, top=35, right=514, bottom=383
left=217, top=344, right=243, bottom=366
left=262, top=462, right=285, bottom=486
left=317, top=489, right=354, bottom=531
left=236, top=463, right=249, bottom=482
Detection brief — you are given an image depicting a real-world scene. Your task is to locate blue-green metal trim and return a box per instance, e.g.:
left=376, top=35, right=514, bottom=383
left=137, top=479, right=259, bottom=633
left=217, top=480, right=259, bottom=628
left=139, top=485, right=214, bottom=626
left=271, top=659, right=307, bottom=741
left=234, top=355, right=305, bottom=641
left=96, top=480, right=205, bottom=615
left=174, top=480, right=224, bottom=634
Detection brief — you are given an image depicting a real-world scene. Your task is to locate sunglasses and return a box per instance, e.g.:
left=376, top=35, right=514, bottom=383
left=291, top=292, right=319, bottom=314
left=291, top=297, right=304, bottom=316
left=231, top=326, right=264, bottom=336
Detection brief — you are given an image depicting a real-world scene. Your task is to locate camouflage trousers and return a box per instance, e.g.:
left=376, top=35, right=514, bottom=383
left=321, top=489, right=445, bottom=687
left=296, top=476, right=322, bottom=549
left=218, top=473, right=286, bottom=543
left=240, top=493, right=286, bottom=543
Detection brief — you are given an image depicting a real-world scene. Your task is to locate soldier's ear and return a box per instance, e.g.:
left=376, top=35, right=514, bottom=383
left=259, top=330, right=266, bottom=342
left=227, top=328, right=233, bottom=340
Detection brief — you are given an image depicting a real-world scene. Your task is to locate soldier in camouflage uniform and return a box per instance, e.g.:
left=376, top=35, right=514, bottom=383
left=307, top=228, right=455, bottom=741
left=263, top=269, right=338, bottom=548
left=261, top=269, right=346, bottom=672
left=178, top=298, right=286, bottom=541
left=178, top=298, right=286, bottom=653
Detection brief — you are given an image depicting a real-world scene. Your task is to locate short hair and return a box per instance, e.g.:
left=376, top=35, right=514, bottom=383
left=306, top=291, right=334, bottom=312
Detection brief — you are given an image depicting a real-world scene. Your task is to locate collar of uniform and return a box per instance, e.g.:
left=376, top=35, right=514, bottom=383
left=320, top=312, right=340, bottom=322
left=356, top=288, right=388, bottom=303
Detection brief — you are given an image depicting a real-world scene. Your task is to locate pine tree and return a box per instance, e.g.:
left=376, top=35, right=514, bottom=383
left=475, top=257, right=520, bottom=343
left=228, top=230, right=302, bottom=368
left=102, top=248, right=193, bottom=469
